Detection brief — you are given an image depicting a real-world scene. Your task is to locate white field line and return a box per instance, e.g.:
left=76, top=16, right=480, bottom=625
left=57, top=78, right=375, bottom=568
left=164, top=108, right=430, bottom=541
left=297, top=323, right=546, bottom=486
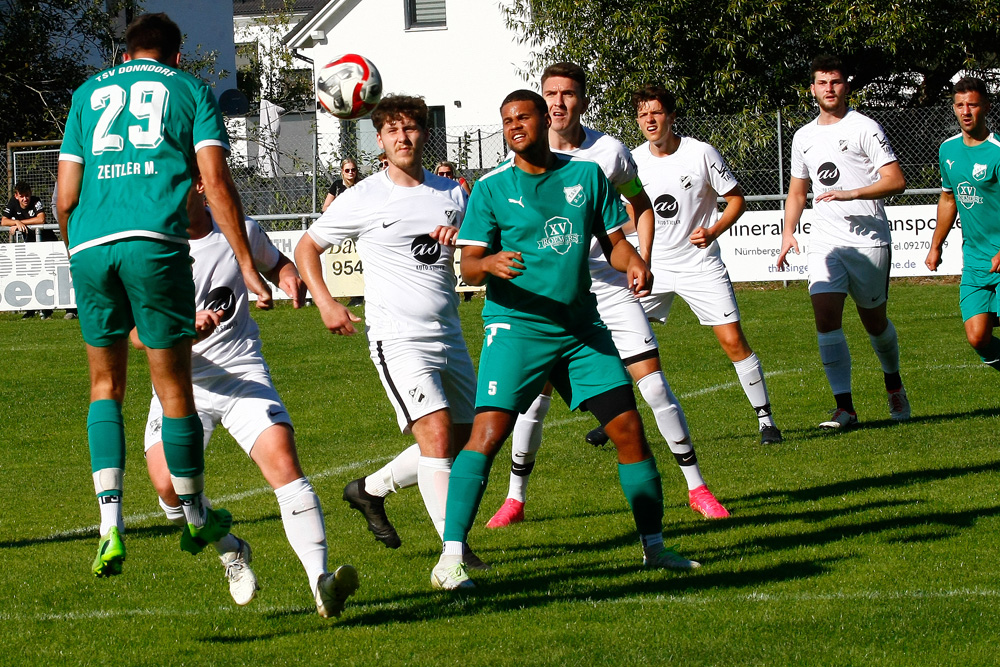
left=4, top=587, right=999, bottom=623
left=43, top=458, right=384, bottom=540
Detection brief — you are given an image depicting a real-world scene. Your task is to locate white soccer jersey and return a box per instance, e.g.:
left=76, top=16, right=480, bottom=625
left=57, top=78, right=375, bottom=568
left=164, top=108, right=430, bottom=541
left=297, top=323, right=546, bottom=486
left=307, top=170, right=467, bottom=340
left=190, top=214, right=281, bottom=378
left=632, top=136, right=738, bottom=273
left=790, top=109, right=898, bottom=247
left=551, top=127, right=642, bottom=290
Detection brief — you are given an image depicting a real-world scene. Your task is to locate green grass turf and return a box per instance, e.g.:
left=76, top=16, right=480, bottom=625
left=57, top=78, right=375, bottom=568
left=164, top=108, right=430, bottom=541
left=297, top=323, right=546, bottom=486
left=2, top=280, right=999, bottom=666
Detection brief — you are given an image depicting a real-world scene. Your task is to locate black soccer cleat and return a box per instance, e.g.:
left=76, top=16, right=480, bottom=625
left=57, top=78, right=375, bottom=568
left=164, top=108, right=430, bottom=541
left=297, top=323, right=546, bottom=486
left=343, top=478, right=401, bottom=549
left=585, top=425, right=610, bottom=447
left=759, top=424, right=784, bottom=444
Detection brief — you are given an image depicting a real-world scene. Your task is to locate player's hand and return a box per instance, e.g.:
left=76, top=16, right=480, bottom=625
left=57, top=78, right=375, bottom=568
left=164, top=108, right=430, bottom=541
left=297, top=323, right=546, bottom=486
left=14, top=221, right=28, bottom=234
left=279, top=274, right=307, bottom=308
left=925, top=247, right=943, bottom=272
left=243, top=268, right=273, bottom=310
left=689, top=227, right=716, bottom=249
left=776, top=235, right=800, bottom=270
left=991, top=252, right=1000, bottom=274
left=626, top=258, right=653, bottom=298
left=485, top=251, right=525, bottom=280
left=430, top=225, right=459, bottom=246
left=814, top=188, right=857, bottom=203
left=318, top=300, right=361, bottom=335
left=194, top=309, right=224, bottom=341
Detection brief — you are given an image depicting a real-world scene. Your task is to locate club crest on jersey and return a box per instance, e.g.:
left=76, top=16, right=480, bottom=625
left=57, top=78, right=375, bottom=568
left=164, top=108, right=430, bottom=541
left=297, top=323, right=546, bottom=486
left=839, top=139, right=849, bottom=152
left=957, top=182, right=985, bottom=209
left=409, top=386, right=426, bottom=404
left=563, top=185, right=586, bottom=207
left=680, top=175, right=693, bottom=190
left=973, top=163, right=989, bottom=181
left=444, top=209, right=459, bottom=225
left=538, top=216, right=581, bottom=255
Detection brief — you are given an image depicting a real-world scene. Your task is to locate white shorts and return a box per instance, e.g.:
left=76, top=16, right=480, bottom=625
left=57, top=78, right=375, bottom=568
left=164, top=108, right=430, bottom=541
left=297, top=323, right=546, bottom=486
left=593, top=281, right=659, bottom=362
left=807, top=241, right=890, bottom=307
left=144, top=366, right=292, bottom=456
left=369, top=332, right=477, bottom=434
left=641, top=258, right=740, bottom=326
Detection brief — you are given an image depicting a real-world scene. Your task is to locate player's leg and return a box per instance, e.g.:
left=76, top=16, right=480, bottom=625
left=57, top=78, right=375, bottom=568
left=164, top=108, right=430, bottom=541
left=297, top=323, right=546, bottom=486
left=808, top=243, right=856, bottom=428
left=965, top=313, right=1000, bottom=368
left=487, top=381, right=553, bottom=529
left=850, top=245, right=908, bottom=421
left=960, top=275, right=1000, bottom=371
left=712, top=321, right=782, bottom=443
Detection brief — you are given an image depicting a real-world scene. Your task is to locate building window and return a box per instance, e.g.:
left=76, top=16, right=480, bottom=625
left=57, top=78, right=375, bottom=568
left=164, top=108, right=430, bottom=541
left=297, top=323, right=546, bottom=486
left=405, top=0, right=446, bottom=29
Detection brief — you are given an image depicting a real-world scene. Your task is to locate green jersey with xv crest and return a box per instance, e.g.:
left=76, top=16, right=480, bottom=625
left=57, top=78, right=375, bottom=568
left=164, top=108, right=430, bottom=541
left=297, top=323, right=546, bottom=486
left=457, top=155, right=628, bottom=333
left=939, top=132, right=1000, bottom=273
left=60, top=57, right=230, bottom=254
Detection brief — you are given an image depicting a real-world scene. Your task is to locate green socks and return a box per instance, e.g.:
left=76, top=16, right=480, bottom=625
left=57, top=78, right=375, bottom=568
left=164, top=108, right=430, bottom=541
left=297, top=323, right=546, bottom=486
left=618, top=457, right=664, bottom=536
left=88, top=399, right=125, bottom=497
left=442, top=450, right=491, bottom=543
left=161, top=414, right=205, bottom=500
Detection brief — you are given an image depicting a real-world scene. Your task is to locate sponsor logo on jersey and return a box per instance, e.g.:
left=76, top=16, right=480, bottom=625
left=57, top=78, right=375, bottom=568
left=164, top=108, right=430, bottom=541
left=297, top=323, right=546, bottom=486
left=538, top=216, right=581, bottom=255
left=564, top=185, right=586, bottom=207
left=710, top=162, right=733, bottom=181
left=973, top=163, right=989, bottom=181
left=411, top=234, right=442, bottom=265
left=873, top=133, right=891, bottom=150
left=817, top=162, right=840, bottom=186
left=680, top=175, right=693, bottom=190
left=957, top=181, right=985, bottom=209
left=653, top=194, right=679, bottom=219
left=204, top=286, right=237, bottom=323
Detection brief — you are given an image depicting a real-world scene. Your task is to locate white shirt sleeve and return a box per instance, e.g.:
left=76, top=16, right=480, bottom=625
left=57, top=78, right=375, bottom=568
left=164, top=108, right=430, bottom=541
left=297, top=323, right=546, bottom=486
left=704, top=144, right=739, bottom=195
left=307, top=187, right=367, bottom=250
left=246, top=218, right=281, bottom=273
left=859, top=120, right=898, bottom=172
left=790, top=131, right=809, bottom=180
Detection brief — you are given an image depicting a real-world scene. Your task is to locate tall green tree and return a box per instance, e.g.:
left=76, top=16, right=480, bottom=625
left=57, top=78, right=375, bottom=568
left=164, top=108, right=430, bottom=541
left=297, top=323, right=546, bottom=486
left=503, top=0, right=1000, bottom=135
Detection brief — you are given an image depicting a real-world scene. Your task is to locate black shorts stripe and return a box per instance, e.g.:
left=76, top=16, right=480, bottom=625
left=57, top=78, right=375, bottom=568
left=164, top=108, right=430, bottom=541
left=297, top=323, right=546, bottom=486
left=621, top=348, right=660, bottom=367
left=884, top=245, right=892, bottom=302
left=375, top=340, right=413, bottom=425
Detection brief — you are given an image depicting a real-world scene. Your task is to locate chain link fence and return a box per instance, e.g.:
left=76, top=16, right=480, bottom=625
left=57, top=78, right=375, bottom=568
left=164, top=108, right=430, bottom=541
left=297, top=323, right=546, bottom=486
left=8, top=104, right=998, bottom=232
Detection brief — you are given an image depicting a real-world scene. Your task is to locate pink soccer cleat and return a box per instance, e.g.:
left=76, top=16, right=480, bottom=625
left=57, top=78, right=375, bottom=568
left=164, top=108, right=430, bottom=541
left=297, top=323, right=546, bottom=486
left=486, top=498, right=525, bottom=528
left=688, top=485, right=730, bottom=519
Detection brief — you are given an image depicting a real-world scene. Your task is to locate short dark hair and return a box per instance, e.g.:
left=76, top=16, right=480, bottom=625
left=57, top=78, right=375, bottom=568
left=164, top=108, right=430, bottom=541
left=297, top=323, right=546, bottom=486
left=125, top=13, right=182, bottom=61
left=955, top=77, right=991, bottom=102
left=13, top=181, right=31, bottom=196
left=500, top=89, right=547, bottom=116
left=632, top=84, right=677, bottom=114
left=371, top=94, right=428, bottom=132
left=810, top=55, right=847, bottom=81
left=541, top=62, right=587, bottom=97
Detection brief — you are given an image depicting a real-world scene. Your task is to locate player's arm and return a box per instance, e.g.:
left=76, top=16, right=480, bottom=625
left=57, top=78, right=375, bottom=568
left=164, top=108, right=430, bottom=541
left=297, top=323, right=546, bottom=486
left=691, top=185, right=746, bottom=248
left=321, top=193, right=335, bottom=212
left=777, top=176, right=809, bottom=269
left=623, top=189, right=654, bottom=264
left=926, top=191, right=957, bottom=272
left=814, top=162, right=906, bottom=202
left=459, top=244, right=524, bottom=284
left=263, top=253, right=306, bottom=308
left=196, top=146, right=273, bottom=309
left=294, top=232, right=361, bottom=335
left=1, top=214, right=28, bottom=234
left=56, top=160, right=83, bottom=247
left=597, top=229, right=653, bottom=297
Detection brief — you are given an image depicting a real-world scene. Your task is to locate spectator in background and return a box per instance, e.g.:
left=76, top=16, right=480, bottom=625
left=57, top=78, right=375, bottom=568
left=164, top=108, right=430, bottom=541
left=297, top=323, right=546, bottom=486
left=435, top=161, right=472, bottom=196
left=322, top=158, right=359, bottom=212
left=3, top=181, right=54, bottom=319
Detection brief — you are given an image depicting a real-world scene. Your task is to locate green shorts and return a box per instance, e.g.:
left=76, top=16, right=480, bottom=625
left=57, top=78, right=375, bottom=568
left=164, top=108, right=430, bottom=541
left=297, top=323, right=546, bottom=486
left=70, top=239, right=196, bottom=348
left=960, top=268, right=1000, bottom=322
left=475, top=318, right=631, bottom=413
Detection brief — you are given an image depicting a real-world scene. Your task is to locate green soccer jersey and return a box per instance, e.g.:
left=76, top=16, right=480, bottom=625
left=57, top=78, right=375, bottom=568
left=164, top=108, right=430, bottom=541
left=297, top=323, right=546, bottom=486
left=59, top=58, right=230, bottom=253
left=940, top=132, right=1000, bottom=272
left=458, top=155, right=628, bottom=332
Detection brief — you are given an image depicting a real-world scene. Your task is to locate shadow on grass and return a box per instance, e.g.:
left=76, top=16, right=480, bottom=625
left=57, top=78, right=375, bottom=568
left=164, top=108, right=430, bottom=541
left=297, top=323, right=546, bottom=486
left=196, top=555, right=842, bottom=642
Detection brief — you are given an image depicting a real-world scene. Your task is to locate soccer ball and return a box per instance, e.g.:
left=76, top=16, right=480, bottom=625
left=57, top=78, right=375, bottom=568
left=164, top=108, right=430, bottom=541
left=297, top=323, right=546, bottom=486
left=316, top=54, right=382, bottom=119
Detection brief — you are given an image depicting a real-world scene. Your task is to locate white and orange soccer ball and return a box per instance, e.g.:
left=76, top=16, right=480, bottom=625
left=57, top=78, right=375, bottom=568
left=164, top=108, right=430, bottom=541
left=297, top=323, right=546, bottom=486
left=316, top=53, right=383, bottom=119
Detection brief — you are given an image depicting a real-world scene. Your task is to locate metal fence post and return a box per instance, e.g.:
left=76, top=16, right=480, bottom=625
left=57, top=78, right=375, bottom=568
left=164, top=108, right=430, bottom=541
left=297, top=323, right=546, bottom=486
left=777, top=108, right=788, bottom=288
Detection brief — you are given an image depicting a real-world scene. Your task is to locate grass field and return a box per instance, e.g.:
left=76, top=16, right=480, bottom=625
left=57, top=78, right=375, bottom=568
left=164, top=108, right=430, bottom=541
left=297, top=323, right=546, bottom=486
left=2, top=279, right=999, bottom=666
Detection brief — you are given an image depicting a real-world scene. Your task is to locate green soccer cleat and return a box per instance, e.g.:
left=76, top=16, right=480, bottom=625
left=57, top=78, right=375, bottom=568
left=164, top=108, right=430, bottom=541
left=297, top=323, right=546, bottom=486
left=643, top=545, right=701, bottom=570
left=180, top=507, right=233, bottom=555
left=92, top=526, right=126, bottom=577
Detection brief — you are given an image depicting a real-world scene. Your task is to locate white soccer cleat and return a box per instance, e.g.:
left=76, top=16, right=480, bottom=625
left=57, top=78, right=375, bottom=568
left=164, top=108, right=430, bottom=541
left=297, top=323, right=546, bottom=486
left=315, top=565, right=360, bottom=619
left=431, top=557, right=475, bottom=590
left=220, top=538, right=259, bottom=606
left=643, top=545, right=701, bottom=570
left=887, top=388, right=910, bottom=421
left=819, top=408, right=858, bottom=430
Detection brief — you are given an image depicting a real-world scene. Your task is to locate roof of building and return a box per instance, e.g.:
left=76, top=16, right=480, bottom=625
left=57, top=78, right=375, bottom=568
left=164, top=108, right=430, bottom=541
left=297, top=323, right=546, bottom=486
left=233, top=0, right=326, bottom=17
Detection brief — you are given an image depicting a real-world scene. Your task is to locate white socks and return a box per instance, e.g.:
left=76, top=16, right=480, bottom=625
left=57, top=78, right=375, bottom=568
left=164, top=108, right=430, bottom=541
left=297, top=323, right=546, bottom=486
left=507, top=393, right=552, bottom=502
left=818, top=329, right=852, bottom=396
left=418, top=456, right=453, bottom=539
left=275, top=477, right=328, bottom=595
left=364, top=443, right=420, bottom=497
left=636, top=372, right=705, bottom=490
left=98, top=495, right=124, bottom=536
left=732, top=352, right=775, bottom=428
left=869, top=320, right=900, bottom=374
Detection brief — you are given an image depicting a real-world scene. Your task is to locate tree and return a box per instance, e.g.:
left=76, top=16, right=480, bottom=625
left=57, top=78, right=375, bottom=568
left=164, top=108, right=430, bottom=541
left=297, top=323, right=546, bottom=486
left=502, top=0, right=1000, bottom=137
